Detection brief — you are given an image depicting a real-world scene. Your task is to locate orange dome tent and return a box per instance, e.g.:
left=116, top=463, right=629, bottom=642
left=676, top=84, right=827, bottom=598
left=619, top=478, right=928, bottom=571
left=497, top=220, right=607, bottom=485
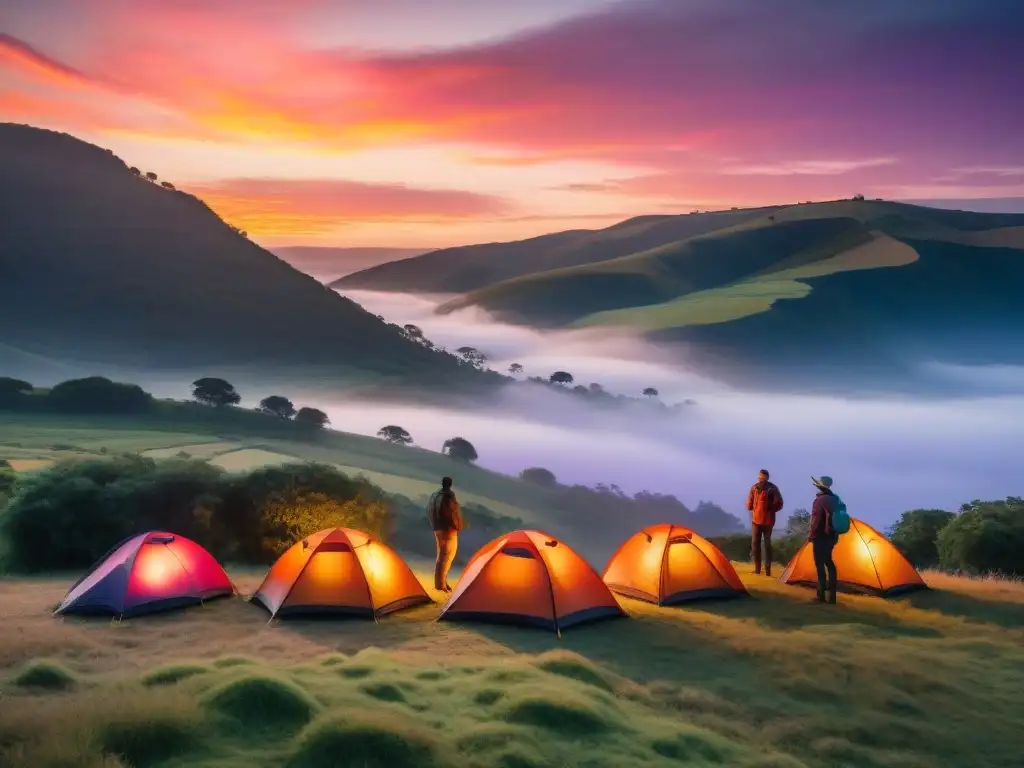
left=778, top=518, right=926, bottom=597
left=251, top=528, right=431, bottom=619
left=602, top=524, right=747, bottom=605
left=438, top=530, right=626, bottom=634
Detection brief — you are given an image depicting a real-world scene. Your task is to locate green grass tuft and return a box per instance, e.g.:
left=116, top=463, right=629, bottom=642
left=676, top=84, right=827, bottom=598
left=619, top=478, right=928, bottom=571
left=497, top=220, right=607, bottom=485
left=338, top=664, right=375, bottom=679
left=651, top=729, right=735, bottom=763
left=360, top=682, right=406, bottom=703
left=288, top=714, right=440, bottom=768
left=100, top=714, right=201, bottom=767
left=141, top=663, right=209, bottom=687
left=211, top=655, right=256, bottom=668
left=473, top=688, right=504, bottom=706
left=533, top=651, right=614, bottom=692
left=500, top=687, right=614, bottom=736
left=12, top=659, right=78, bottom=690
left=319, top=653, right=348, bottom=667
left=202, top=674, right=318, bottom=737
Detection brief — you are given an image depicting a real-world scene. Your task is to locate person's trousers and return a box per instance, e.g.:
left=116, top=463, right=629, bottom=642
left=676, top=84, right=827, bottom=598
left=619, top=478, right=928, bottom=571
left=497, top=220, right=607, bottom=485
left=751, top=523, right=773, bottom=574
left=433, top=529, right=458, bottom=589
left=812, top=536, right=838, bottom=601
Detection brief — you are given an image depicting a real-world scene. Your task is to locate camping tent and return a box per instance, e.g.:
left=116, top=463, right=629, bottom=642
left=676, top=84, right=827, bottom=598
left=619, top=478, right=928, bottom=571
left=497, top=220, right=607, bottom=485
left=251, top=527, right=430, bottom=619
left=54, top=531, right=234, bottom=617
left=602, top=524, right=747, bottom=604
left=778, top=518, right=926, bottom=596
left=438, top=530, right=626, bottom=634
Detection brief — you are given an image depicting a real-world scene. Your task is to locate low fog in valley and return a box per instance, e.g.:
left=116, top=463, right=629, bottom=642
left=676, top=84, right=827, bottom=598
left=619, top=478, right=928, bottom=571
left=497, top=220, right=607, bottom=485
left=314, top=290, right=1022, bottom=531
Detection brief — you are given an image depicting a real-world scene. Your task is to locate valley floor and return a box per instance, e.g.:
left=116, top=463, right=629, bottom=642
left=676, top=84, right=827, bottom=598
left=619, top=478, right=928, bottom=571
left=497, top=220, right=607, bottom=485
left=1, top=569, right=1022, bottom=767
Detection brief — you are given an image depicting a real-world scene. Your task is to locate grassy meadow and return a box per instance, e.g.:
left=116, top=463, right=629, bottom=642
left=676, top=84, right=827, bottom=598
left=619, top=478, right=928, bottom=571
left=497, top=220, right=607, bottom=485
left=1, top=568, right=1022, bottom=768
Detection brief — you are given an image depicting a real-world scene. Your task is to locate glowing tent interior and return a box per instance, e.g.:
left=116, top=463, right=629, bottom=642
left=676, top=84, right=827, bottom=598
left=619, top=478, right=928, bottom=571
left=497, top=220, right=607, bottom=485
left=54, top=531, right=234, bottom=617
left=438, top=529, right=626, bottom=634
left=602, top=524, right=747, bottom=604
left=778, top=518, right=927, bottom=596
left=251, top=527, right=431, bottom=619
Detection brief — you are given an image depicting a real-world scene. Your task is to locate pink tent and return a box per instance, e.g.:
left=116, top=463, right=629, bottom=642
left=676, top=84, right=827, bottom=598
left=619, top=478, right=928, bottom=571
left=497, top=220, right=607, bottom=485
left=54, top=532, right=234, bottom=617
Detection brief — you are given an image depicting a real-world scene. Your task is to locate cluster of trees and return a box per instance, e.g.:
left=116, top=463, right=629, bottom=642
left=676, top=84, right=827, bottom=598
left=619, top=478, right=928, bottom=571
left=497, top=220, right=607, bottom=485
left=0, top=375, right=331, bottom=431
left=125, top=165, right=250, bottom=236
left=888, top=500, right=1024, bottom=575
left=0, top=457, right=522, bottom=573
left=375, top=426, right=480, bottom=463
left=190, top=377, right=329, bottom=429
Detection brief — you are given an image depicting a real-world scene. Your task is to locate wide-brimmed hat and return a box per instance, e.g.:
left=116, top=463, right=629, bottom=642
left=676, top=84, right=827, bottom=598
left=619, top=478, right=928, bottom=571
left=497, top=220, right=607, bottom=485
left=811, top=475, right=834, bottom=490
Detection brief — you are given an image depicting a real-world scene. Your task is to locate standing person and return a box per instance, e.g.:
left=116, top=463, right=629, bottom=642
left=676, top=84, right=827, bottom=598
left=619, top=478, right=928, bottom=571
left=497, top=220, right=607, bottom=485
left=428, top=476, right=463, bottom=592
left=808, top=475, right=839, bottom=604
left=746, top=469, right=784, bottom=576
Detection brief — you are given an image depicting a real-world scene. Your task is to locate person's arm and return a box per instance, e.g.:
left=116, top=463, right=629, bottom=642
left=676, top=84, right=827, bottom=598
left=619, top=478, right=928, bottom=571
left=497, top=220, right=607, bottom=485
left=808, top=497, right=823, bottom=540
left=773, top=486, right=784, bottom=513
left=746, top=486, right=755, bottom=512
left=450, top=496, right=463, bottom=531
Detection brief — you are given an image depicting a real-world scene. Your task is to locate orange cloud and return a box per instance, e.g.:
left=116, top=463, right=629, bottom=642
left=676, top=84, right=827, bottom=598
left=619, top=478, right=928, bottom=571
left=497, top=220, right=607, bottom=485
left=189, top=178, right=512, bottom=236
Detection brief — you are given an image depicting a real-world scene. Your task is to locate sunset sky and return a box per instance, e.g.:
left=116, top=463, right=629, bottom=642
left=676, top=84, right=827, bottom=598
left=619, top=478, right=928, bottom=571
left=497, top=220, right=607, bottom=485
left=1, top=0, right=1022, bottom=248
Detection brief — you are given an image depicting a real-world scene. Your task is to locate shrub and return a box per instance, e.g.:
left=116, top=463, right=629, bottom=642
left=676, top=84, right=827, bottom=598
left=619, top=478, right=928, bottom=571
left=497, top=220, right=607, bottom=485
left=442, top=437, right=478, bottom=463
left=0, top=457, right=396, bottom=571
left=47, top=376, right=153, bottom=413
left=888, top=508, right=955, bottom=567
left=519, top=467, right=557, bottom=489
left=937, top=498, right=1024, bottom=575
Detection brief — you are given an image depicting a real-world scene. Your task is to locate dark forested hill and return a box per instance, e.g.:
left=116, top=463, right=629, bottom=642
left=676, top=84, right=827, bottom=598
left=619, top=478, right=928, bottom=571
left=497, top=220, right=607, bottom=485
left=0, top=124, right=499, bottom=394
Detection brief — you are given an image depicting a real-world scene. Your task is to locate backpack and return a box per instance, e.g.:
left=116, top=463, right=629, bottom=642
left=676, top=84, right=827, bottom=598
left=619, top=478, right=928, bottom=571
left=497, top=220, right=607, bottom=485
left=831, top=495, right=851, bottom=535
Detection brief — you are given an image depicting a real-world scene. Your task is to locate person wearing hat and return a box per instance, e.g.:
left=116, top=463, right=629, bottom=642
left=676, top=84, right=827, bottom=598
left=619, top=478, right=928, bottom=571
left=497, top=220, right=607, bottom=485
left=808, top=475, right=839, bottom=603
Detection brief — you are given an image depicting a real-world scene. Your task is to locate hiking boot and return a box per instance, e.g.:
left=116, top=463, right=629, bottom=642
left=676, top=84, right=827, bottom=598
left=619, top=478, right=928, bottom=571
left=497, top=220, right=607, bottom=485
left=765, top=567, right=772, bottom=578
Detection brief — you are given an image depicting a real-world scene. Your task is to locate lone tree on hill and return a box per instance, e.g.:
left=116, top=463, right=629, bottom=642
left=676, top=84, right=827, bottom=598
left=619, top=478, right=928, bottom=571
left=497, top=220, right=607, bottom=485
left=145, top=171, right=158, bottom=182
left=852, top=193, right=865, bottom=201
left=642, top=387, right=659, bottom=398
left=259, top=395, right=296, bottom=420
left=549, top=371, right=574, bottom=386
left=508, top=363, right=523, bottom=376
left=520, top=467, right=557, bottom=489
left=443, top=437, right=478, bottom=463
left=456, top=346, right=487, bottom=369
left=377, top=425, right=414, bottom=445
left=192, top=377, right=240, bottom=408
left=129, top=167, right=141, bottom=177
left=403, top=324, right=424, bottom=340
left=294, top=407, right=330, bottom=430
left=160, top=181, right=175, bottom=190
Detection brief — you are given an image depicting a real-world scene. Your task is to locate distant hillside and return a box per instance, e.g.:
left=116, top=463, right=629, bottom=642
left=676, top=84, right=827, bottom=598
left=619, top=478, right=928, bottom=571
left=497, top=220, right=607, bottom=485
left=333, top=206, right=782, bottom=293
left=270, top=246, right=430, bottom=283
left=436, top=199, right=1024, bottom=391
left=0, top=124, right=500, bottom=395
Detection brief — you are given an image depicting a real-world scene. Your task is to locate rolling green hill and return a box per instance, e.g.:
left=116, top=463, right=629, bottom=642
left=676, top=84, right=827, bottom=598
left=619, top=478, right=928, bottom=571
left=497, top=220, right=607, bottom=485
left=333, top=206, right=782, bottom=294
left=0, top=124, right=498, bottom=395
left=433, top=200, right=1024, bottom=389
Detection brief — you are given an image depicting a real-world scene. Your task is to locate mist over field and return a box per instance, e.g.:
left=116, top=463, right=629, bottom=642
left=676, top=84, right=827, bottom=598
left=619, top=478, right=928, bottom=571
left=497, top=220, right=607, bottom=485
left=313, top=289, right=1024, bottom=531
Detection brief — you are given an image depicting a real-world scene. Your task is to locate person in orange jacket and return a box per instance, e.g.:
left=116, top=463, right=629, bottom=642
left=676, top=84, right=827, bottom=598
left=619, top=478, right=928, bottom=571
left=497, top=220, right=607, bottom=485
left=746, top=469, right=784, bottom=576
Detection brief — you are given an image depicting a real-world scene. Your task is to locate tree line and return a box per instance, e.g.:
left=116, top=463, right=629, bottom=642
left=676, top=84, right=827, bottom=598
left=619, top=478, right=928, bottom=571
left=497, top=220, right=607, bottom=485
left=0, top=375, right=330, bottom=430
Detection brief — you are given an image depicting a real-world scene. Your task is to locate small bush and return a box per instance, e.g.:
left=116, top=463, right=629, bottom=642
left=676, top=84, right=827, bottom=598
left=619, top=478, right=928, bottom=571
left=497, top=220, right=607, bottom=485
left=288, top=715, right=440, bottom=768
left=12, top=659, right=78, bottom=690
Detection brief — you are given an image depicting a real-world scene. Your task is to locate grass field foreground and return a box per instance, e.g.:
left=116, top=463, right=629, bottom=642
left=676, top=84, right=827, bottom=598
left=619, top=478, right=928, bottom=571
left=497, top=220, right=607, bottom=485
left=1, top=569, right=1022, bottom=768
